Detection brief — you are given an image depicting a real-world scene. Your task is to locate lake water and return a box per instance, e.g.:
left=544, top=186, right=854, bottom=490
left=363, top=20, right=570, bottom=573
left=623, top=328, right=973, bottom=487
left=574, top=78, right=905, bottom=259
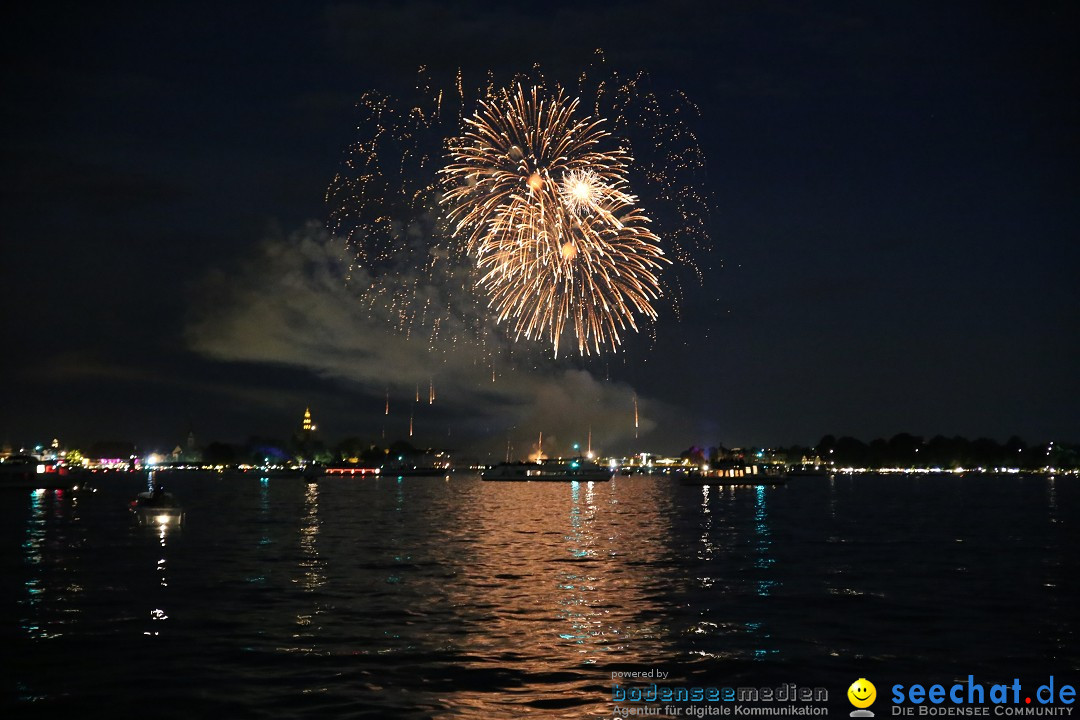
left=3, top=473, right=1076, bottom=717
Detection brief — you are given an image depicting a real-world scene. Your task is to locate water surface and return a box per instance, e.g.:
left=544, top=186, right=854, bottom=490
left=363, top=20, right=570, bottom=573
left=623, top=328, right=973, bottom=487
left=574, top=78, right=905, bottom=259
left=4, top=473, right=1076, bottom=717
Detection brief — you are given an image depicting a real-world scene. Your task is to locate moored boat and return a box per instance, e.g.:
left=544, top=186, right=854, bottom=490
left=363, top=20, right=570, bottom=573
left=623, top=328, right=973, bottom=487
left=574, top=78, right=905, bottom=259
left=0, top=455, right=83, bottom=490
left=130, top=487, right=185, bottom=526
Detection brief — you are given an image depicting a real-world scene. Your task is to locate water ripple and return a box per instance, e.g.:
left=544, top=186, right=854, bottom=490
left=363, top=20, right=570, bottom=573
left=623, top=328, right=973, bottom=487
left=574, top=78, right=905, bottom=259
left=2, top=474, right=1076, bottom=715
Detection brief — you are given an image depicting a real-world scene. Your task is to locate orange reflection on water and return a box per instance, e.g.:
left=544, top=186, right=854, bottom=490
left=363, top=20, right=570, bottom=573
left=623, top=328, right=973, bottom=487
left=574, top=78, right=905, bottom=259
left=435, top=476, right=678, bottom=718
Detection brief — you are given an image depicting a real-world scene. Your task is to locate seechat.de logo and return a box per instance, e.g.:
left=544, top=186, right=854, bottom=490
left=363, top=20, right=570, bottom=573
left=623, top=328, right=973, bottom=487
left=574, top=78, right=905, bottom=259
left=849, top=678, right=878, bottom=717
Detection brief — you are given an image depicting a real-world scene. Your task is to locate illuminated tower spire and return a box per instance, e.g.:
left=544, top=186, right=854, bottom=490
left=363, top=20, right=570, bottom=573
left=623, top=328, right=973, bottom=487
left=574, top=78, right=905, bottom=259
left=302, top=407, right=317, bottom=432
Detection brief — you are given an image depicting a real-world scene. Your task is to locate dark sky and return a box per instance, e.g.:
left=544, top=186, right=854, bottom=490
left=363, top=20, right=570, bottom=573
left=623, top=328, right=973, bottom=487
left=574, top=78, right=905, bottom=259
left=2, top=2, right=1078, bottom=457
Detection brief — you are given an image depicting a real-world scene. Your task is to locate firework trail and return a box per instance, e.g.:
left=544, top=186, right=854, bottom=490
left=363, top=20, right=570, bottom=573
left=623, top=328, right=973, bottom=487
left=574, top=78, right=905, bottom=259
left=442, top=85, right=669, bottom=356
left=633, top=392, right=639, bottom=439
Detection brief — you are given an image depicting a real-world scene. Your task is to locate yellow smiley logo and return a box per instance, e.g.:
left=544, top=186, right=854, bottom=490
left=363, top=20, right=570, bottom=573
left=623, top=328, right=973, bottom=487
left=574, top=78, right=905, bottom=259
left=848, top=678, right=877, bottom=708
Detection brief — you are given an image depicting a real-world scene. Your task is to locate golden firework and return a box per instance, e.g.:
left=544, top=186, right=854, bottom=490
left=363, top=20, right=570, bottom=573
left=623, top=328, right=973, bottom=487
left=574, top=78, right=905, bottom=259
left=441, top=84, right=669, bottom=356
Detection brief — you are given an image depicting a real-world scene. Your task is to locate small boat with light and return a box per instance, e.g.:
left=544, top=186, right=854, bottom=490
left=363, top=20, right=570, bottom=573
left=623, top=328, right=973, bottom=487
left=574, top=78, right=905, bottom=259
left=130, top=487, right=185, bottom=526
left=481, top=457, right=612, bottom=482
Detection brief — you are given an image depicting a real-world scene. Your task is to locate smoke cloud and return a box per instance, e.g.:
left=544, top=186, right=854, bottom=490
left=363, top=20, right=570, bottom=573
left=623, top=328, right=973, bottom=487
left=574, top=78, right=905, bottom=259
left=186, top=222, right=685, bottom=457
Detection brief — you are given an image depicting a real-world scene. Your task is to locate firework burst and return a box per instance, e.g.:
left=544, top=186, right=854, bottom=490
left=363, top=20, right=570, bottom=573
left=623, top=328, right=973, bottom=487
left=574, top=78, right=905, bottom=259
left=560, top=168, right=607, bottom=215
left=329, top=60, right=710, bottom=365
left=441, top=84, right=670, bottom=356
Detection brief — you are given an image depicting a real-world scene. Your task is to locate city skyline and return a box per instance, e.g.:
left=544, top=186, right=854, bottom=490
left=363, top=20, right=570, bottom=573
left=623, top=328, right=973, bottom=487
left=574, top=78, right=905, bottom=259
left=2, top=3, right=1077, bottom=455
left=5, top=402, right=1075, bottom=470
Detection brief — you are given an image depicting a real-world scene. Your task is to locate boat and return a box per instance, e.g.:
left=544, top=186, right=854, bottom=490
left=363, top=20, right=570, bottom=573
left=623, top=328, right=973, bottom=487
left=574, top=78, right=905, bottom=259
left=323, top=464, right=381, bottom=477
left=481, top=457, right=612, bottom=482
left=130, top=488, right=185, bottom=526
left=0, top=455, right=83, bottom=490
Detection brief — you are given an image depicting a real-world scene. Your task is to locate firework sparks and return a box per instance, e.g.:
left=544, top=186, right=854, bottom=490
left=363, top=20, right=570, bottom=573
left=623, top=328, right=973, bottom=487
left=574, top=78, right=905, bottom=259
left=442, top=84, right=670, bottom=357
left=328, top=62, right=710, bottom=367
left=560, top=168, right=605, bottom=215
left=325, top=79, right=500, bottom=373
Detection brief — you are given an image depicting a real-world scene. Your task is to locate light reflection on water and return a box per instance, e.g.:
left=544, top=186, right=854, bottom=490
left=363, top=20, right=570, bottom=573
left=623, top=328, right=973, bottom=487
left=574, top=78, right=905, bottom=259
left=751, top=484, right=777, bottom=660
left=142, top=488, right=177, bottom=638
left=21, top=489, right=47, bottom=638
left=20, top=488, right=85, bottom=641
left=557, top=481, right=597, bottom=646
left=3, top=473, right=1078, bottom=717
left=299, top=481, right=324, bottom=592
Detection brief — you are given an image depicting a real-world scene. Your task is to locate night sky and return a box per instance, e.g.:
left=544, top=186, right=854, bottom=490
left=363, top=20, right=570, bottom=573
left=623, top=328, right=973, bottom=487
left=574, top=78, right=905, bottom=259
left=3, top=2, right=1077, bottom=457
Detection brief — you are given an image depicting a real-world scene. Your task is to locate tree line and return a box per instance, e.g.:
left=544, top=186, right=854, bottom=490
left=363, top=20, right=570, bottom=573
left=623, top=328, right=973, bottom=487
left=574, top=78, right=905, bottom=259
left=684, top=434, right=1077, bottom=470
left=199, top=435, right=422, bottom=466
